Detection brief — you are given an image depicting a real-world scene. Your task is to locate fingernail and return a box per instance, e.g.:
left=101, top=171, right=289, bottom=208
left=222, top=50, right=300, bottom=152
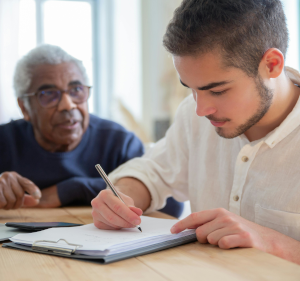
left=32, top=190, right=41, bottom=199
left=134, top=219, right=140, bottom=225
left=24, top=179, right=34, bottom=184
left=171, top=226, right=176, bottom=233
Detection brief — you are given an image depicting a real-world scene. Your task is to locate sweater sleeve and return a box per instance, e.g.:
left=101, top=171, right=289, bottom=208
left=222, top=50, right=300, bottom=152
left=57, top=177, right=106, bottom=205
left=57, top=131, right=144, bottom=206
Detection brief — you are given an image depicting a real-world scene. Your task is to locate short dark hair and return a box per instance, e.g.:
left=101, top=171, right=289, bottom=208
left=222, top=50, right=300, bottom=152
left=163, top=0, right=288, bottom=77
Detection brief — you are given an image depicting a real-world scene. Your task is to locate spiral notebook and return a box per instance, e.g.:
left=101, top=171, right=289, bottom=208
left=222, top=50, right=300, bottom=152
left=3, top=216, right=196, bottom=264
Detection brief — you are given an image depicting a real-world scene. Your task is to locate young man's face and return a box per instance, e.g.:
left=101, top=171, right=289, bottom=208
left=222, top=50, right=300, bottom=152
left=173, top=52, right=273, bottom=139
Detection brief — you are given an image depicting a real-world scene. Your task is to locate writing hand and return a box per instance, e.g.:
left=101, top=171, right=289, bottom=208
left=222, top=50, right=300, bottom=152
left=91, top=189, right=143, bottom=230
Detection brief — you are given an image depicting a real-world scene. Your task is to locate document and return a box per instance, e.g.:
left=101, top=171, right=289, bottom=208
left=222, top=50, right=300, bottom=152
left=10, top=216, right=196, bottom=257
left=0, top=223, right=30, bottom=242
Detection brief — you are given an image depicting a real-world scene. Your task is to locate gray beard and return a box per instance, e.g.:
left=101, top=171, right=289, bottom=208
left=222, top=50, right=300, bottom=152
left=216, top=75, right=274, bottom=139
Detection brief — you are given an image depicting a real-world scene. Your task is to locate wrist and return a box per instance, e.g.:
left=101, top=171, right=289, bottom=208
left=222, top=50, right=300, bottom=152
left=263, top=228, right=299, bottom=263
left=115, top=177, right=151, bottom=211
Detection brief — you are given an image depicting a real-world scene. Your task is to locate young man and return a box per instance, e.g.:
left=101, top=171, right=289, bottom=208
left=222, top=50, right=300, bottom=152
left=91, top=0, right=300, bottom=264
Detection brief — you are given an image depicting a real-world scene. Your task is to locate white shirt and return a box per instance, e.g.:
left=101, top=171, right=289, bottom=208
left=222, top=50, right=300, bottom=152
left=109, top=67, right=300, bottom=241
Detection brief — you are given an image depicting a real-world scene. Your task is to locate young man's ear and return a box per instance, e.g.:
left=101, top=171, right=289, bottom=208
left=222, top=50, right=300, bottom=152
left=259, top=48, right=284, bottom=79
left=18, top=98, right=30, bottom=121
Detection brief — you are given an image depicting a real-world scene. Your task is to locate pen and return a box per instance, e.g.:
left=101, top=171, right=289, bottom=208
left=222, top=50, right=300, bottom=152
left=95, top=164, right=142, bottom=232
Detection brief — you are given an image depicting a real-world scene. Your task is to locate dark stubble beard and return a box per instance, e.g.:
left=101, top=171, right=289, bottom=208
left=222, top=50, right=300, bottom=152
left=215, top=75, right=274, bottom=139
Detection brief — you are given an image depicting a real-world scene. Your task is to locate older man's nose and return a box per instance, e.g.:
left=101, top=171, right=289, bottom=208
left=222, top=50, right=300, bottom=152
left=57, top=93, right=77, bottom=111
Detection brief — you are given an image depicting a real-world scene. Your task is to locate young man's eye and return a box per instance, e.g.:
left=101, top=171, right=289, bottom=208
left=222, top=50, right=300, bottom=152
left=210, top=90, right=228, bottom=96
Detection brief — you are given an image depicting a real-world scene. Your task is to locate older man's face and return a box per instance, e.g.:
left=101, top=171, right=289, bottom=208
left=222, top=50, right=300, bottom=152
left=21, top=62, right=89, bottom=152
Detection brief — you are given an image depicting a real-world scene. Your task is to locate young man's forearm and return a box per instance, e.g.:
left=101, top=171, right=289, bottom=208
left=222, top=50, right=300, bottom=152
left=115, top=177, right=152, bottom=211
left=268, top=230, right=300, bottom=265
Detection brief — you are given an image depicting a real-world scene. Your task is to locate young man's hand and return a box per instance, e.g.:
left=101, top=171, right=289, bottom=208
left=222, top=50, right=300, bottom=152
left=0, top=172, right=41, bottom=209
left=171, top=208, right=300, bottom=264
left=91, top=189, right=143, bottom=230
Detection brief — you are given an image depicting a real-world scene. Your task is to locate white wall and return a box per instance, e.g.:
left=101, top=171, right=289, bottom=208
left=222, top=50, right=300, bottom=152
left=112, top=0, right=142, bottom=122
left=110, top=0, right=184, bottom=141
left=140, top=0, right=183, bottom=140
left=282, top=0, right=299, bottom=71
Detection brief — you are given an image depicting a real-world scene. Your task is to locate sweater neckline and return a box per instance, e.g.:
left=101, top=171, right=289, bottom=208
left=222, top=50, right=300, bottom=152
left=26, top=121, right=91, bottom=159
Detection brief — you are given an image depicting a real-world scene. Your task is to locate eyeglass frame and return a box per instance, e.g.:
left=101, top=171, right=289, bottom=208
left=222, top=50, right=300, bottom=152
left=21, top=84, right=92, bottom=109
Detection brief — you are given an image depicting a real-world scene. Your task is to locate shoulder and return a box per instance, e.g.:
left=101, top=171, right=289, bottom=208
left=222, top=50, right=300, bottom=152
left=0, top=119, right=30, bottom=135
left=87, top=114, right=144, bottom=155
left=0, top=119, right=32, bottom=150
left=88, top=114, right=131, bottom=134
left=88, top=114, right=142, bottom=145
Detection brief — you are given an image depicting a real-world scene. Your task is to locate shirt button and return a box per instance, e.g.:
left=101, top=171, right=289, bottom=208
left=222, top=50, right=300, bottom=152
left=241, top=156, right=249, bottom=162
left=233, top=195, right=239, bottom=201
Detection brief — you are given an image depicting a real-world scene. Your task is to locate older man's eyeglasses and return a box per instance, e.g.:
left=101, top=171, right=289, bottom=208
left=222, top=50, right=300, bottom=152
left=23, top=85, right=91, bottom=108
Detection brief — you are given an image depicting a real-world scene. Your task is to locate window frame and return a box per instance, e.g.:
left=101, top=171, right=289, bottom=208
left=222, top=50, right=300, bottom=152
left=34, top=0, right=113, bottom=117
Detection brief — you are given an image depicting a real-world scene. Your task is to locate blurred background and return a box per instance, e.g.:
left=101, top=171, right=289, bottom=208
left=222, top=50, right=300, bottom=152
left=0, top=0, right=299, bottom=142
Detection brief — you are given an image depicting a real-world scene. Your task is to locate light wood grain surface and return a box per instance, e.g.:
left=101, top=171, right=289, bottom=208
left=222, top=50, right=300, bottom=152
left=0, top=207, right=300, bottom=281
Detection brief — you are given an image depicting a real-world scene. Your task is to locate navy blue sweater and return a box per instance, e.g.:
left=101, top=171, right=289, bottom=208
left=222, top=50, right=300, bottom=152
left=0, top=114, right=183, bottom=217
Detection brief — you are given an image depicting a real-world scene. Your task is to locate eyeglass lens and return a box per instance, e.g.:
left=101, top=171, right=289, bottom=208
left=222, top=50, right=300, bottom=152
left=38, top=85, right=89, bottom=108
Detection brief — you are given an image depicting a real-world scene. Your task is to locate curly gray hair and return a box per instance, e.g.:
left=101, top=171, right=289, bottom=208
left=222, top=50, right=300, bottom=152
left=14, top=44, right=89, bottom=98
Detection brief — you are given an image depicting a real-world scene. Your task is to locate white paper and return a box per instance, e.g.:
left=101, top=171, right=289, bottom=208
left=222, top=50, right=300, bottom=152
left=10, top=216, right=195, bottom=256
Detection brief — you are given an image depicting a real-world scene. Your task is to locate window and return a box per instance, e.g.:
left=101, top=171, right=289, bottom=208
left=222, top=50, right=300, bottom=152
left=19, top=0, right=101, bottom=115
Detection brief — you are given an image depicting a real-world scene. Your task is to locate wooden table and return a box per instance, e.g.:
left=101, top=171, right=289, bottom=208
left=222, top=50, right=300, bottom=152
left=0, top=207, right=300, bottom=281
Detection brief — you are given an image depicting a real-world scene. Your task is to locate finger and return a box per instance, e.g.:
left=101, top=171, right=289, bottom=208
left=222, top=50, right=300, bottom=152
left=10, top=179, right=25, bottom=209
left=2, top=185, right=17, bottom=210
left=0, top=173, right=24, bottom=209
left=12, top=194, right=24, bottom=209
left=22, top=194, right=40, bottom=207
left=102, top=192, right=142, bottom=226
left=206, top=224, right=251, bottom=247
left=92, top=203, right=127, bottom=230
left=128, top=206, right=143, bottom=217
left=93, top=216, right=122, bottom=230
left=101, top=202, right=136, bottom=228
left=17, top=176, right=41, bottom=199
left=0, top=188, right=7, bottom=209
left=93, top=209, right=129, bottom=230
left=195, top=221, right=223, bottom=244
left=218, top=232, right=254, bottom=249
left=171, top=209, right=219, bottom=234
left=195, top=216, right=235, bottom=243
left=92, top=201, right=135, bottom=229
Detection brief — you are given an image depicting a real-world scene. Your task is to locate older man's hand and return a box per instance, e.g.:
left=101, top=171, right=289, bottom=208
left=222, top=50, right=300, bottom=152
left=33, top=185, right=61, bottom=208
left=0, top=172, right=41, bottom=209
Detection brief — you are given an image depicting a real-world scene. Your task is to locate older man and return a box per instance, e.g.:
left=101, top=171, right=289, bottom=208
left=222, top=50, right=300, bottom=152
left=0, top=44, right=183, bottom=217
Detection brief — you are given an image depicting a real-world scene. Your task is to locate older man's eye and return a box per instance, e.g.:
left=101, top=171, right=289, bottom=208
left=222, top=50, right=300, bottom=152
left=38, top=90, right=60, bottom=106
left=73, top=86, right=83, bottom=92
left=41, top=90, right=57, bottom=96
left=69, top=86, right=83, bottom=96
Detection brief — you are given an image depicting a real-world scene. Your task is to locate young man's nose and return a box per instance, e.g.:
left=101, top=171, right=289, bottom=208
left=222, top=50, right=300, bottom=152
left=194, top=93, right=217, bottom=117
left=57, top=92, right=77, bottom=111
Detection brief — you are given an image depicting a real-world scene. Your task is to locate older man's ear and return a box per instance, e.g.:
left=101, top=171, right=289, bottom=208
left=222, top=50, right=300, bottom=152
left=17, top=98, right=30, bottom=122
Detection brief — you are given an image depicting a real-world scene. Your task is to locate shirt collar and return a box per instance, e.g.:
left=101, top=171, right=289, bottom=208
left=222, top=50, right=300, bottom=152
left=264, top=67, right=300, bottom=148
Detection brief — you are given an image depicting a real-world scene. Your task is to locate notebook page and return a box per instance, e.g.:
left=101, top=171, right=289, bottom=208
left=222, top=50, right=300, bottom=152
left=77, top=229, right=196, bottom=256
left=10, top=216, right=185, bottom=251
